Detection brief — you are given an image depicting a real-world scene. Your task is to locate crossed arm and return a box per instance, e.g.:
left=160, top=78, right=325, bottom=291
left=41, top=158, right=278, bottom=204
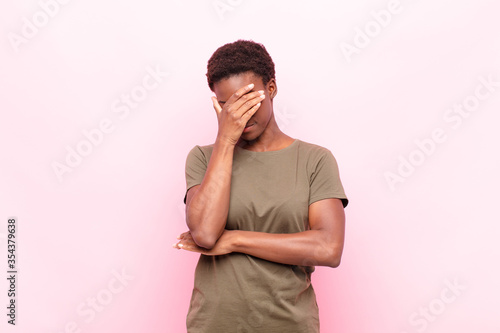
left=176, top=139, right=346, bottom=268
left=174, top=196, right=346, bottom=268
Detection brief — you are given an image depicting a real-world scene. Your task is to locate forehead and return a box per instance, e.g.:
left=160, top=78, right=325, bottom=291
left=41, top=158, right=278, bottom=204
left=213, top=71, right=264, bottom=98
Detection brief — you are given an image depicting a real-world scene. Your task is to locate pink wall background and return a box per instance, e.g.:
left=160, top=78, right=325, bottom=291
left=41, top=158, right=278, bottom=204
left=1, top=1, right=499, bottom=332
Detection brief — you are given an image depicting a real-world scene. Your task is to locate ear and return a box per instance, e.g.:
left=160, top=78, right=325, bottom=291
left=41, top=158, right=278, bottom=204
left=267, top=78, right=278, bottom=100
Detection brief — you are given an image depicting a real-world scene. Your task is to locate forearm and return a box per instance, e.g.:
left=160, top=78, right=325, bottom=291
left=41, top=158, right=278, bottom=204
left=186, top=138, right=234, bottom=249
left=231, top=229, right=343, bottom=268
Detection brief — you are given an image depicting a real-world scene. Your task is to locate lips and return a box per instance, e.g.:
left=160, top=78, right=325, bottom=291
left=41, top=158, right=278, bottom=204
left=245, top=123, right=254, bottom=128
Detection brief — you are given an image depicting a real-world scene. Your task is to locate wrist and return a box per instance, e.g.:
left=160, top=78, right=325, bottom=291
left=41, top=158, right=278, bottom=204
left=215, top=135, right=237, bottom=148
left=227, top=229, right=241, bottom=253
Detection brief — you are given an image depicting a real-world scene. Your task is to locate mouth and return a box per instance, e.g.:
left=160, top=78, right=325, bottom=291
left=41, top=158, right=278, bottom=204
left=243, top=123, right=255, bottom=133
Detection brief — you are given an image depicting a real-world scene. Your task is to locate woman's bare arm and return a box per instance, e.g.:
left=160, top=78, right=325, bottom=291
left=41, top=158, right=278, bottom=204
left=185, top=139, right=235, bottom=249
left=231, top=198, right=345, bottom=267
left=185, top=83, right=265, bottom=249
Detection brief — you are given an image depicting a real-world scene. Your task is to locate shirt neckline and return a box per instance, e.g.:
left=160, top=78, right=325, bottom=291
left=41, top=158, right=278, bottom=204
left=234, top=138, right=299, bottom=155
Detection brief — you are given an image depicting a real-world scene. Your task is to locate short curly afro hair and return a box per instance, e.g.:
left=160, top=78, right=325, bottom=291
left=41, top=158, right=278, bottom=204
left=206, top=39, right=276, bottom=92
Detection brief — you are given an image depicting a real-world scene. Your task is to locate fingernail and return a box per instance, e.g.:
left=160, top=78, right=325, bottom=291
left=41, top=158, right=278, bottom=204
left=248, top=83, right=254, bottom=88
left=172, top=243, right=178, bottom=248
left=258, top=90, right=264, bottom=94
left=178, top=243, right=183, bottom=247
left=176, top=235, right=181, bottom=239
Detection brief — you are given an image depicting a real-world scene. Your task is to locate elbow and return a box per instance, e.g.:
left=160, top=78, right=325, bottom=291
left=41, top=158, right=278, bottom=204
left=326, top=247, right=343, bottom=268
left=186, top=214, right=218, bottom=250
left=328, top=255, right=342, bottom=268
left=314, top=237, right=344, bottom=268
left=190, top=229, right=218, bottom=250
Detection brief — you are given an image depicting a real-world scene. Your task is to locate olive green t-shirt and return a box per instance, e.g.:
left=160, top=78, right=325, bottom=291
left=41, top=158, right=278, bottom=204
left=183, top=138, right=348, bottom=333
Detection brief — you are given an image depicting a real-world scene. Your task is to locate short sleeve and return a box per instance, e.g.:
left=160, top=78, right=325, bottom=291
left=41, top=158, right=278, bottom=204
left=183, top=145, right=207, bottom=204
left=309, top=149, right=348, bottom=208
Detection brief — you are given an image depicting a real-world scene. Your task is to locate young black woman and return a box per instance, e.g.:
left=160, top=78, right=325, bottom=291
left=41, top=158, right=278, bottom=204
left=174, top=39, right=348, bottom=333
